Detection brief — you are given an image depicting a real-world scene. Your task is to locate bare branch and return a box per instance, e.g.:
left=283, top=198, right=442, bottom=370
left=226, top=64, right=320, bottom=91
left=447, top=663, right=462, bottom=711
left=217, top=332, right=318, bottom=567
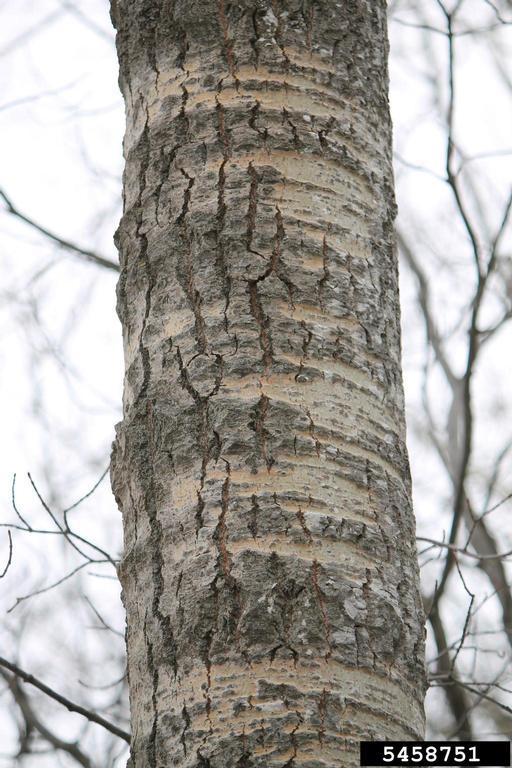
left=491, top=189, right=512, bottom=257
left=27, top=472, right=117, bottom=566
left=0, top=669, right=92, bottom=767
left=465, top=492, right=512, bottom=548
left=457, top=681, right=512, bottom=718
left=79, top=672, right=126, bottom=692
left=57, top=0, right=115, bottom=43
left=425, top=95, right=502, bottom=620
left=0, top=79, right=83, bottom=114
left=11, top=474, right=32, bottom=530
left=429, top=607, right=473, bottom=739
left=7, top=560, right=108, bottom=613
left=450, top=559, right=475, bottom=670
left=0, top=658, right=130, bottom=744
left=64, top=467, right=110, bottom=514
left=0, top=531, right=13, bottom=579
left=84, top=595, right=124, bottom=638
left=0, top=10, right=64, bottom=58
left=0, top=188, right=119, bottom=272
left=417, top=536, right=512, bottom=561
left=394, top=152, right=447, bottom=182
left=443, top=16, right=483, bottom=274
left=482, top=0, right=512, bottom=24
left=397, top=229, right=458, bottom=388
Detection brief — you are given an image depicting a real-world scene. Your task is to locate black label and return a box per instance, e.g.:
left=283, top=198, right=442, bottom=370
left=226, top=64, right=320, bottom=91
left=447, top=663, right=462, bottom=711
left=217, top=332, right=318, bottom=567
left=360, top=741, right=510, bottom=766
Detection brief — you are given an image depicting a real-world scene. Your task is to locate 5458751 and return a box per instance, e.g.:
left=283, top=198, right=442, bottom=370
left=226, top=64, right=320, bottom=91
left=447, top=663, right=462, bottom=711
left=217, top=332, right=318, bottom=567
left=360, top=741, right=510, bottom=767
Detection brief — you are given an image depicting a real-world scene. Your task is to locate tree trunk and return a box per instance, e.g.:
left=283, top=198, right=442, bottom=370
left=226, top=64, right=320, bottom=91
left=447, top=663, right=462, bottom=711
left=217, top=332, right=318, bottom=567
left=110, top=1, right=426, bottom=766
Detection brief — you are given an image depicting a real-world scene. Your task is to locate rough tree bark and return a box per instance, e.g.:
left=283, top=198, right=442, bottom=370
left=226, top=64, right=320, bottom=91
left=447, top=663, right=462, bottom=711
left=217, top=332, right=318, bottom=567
left=110, top=1, right=426, bottom=766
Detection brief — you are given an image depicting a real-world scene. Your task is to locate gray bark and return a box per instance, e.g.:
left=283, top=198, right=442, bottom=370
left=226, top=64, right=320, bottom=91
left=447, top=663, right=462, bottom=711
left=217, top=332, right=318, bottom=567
left=110, top=1, right=427, bottom=766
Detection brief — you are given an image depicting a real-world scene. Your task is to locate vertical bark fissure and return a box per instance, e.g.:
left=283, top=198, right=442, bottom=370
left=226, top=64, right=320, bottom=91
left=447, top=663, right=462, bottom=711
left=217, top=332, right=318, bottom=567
left=311, top=559, right=333, bottom=661
left=248, top=280, right=273, bottom=376
left=136, top=111, right=152, bottom=404
left=146, top=403, right=179, bottom=674
left=215, top=98, right=232, bottom=335
left=217, top=0, right=237, bottom=81
left=246, top=161, right=261, bottom=257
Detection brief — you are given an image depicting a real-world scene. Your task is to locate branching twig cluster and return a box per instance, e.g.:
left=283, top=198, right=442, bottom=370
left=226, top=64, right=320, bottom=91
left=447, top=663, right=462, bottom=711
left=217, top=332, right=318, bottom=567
left=0, top=470, right=128, bottom=764
left=2, top=469, right=116, bottom=612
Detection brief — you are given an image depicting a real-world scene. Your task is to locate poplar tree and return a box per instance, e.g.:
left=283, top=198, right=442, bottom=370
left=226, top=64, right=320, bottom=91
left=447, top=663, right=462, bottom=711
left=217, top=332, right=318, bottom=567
left=110, top=2, right=426, bottom=765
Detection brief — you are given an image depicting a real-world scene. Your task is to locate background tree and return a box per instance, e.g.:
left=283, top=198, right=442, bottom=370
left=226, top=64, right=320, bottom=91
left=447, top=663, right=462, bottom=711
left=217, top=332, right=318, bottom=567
left=391, top=0, right=512, bottom=739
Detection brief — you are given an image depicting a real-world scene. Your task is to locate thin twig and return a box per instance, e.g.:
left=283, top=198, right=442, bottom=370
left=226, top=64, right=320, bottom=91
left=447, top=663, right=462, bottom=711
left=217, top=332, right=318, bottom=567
left=0, top=188, right=119, bottom=272
left=84, top=595, right=124, bottom=638
left=429, top=607, right=473, bottom=738
left=417, top=537, right=512, bottom=560
left=64, top=467, right=110, bottom=514
left=0, top=531, right=12, bottom=579
left=482, top=0, right=512, bottom=25
left=450, top=559, right=475, bottom=669
left=8, top=560, right=108, bottom=613
left=26, top=473, right=115, bottom=565
left=397, top=229, right=458, bottom=388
